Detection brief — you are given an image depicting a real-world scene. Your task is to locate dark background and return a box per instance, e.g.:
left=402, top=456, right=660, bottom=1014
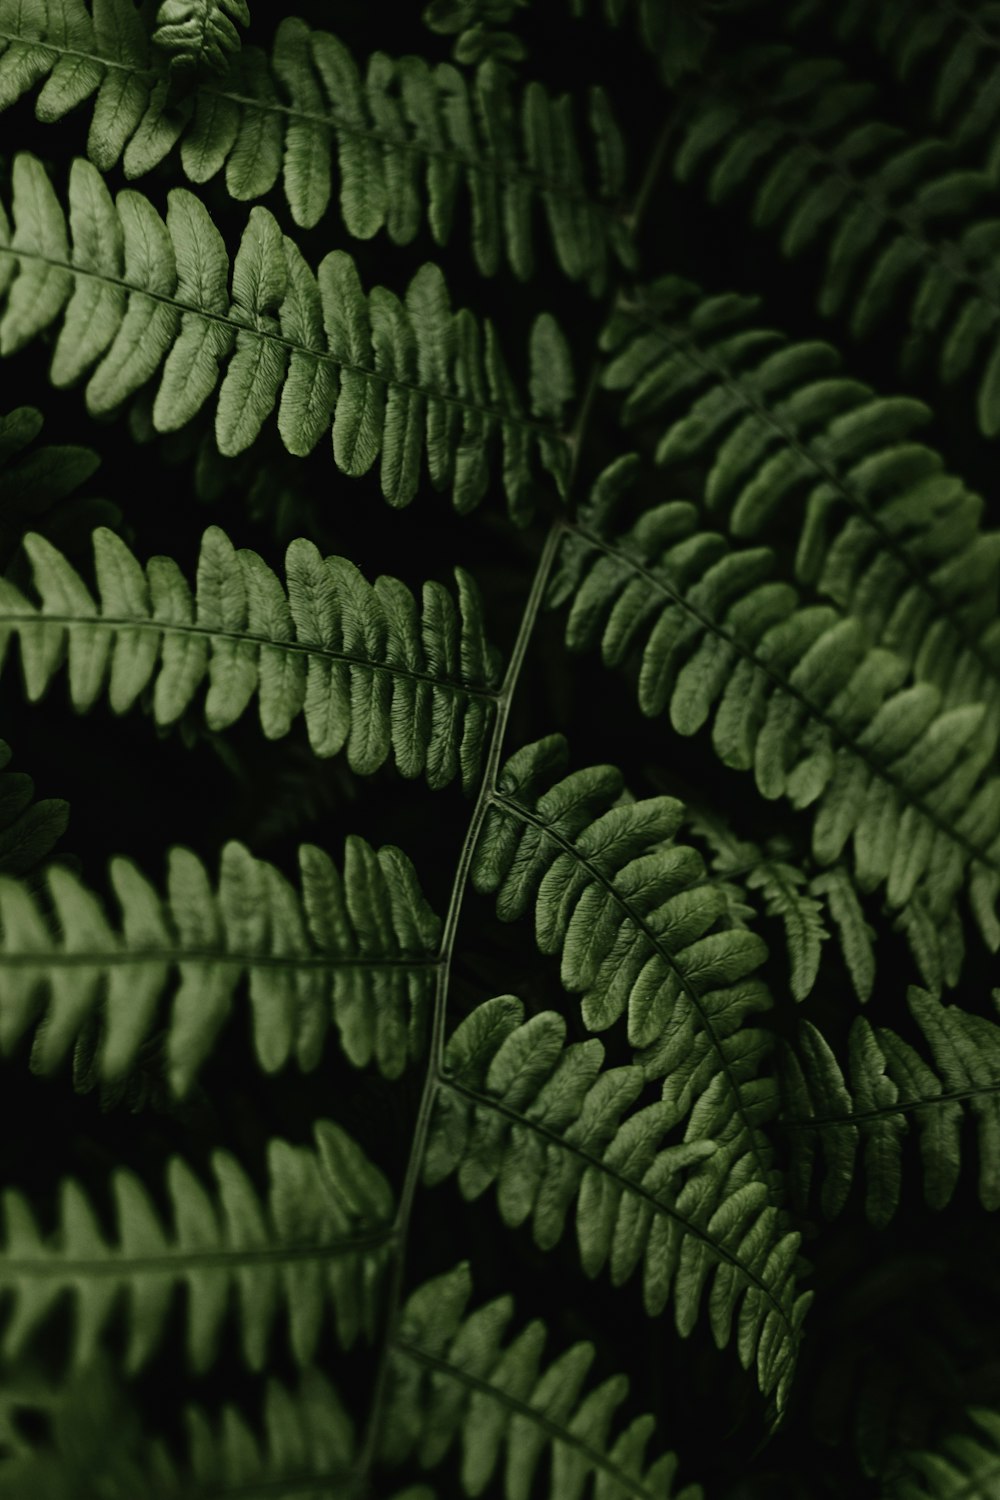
left=2, top=3, right=999, bottom=1497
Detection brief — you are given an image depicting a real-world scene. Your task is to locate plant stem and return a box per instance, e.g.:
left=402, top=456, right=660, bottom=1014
left=354, top=108, right=676, bottom=1491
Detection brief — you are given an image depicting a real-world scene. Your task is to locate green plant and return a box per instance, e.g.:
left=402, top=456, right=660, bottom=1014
left=0, top=2, right=999, bottom=1498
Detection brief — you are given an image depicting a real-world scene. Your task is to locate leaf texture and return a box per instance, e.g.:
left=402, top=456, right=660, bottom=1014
left=425, top=994, right=807, bottom=1408
left=0, top=155, right=574, bottom=515
left=469, top=737, right=812, bottom=1408
left=152, top=0, right=250, bottom=81
left=0, top=4, right=630, bottom=285
left=782, top=987, right=1000, bottom=1227
left=380, top=1262, right=705, bottom=1500
left=601, top=275, right=1000, bottom=718
left=0, top=835, right=439, bottom=1096
left=0, top=525, right=501, bottom=792
left=687, top=807, right=876, bottom=1003
left=550, top=454, right=1000, bottom=988
left=0, top=1120, right=394, bottom=1373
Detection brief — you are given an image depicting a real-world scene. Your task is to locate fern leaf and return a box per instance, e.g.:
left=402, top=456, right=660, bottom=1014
left=0, top=156, right=573, bottom=516
left=468, top=737, right=812, bottom=1403
left=380, top=1262, right=705, bottom=1499
left=782, top=987, right=1000, bottom=1227
left=890, top=1407, right=1000, bottom=1499
left=0, top=736, right=67, bottom=880
left=425, top=994, right=807, bottom=1408
left=602, top=276, right=1000, bottom=714
left=551, top=455, right=1000, bottom=977
left=0, top=840, right=440, bottom=1098
left=0, top=1120, right=393, bottom=1373
left=0, top=1358, right=361, bottom=1499
left=152, top=0, right=250, bottom=82
left=688, top=807, right=875, bottom=1002
left=0, top=8, right=629, bottom=286
left=473, top=734, right=773, bottom=1057
left=0, top=525, right=501, bottom=792
left=809, top=866, right=876, bottom=1002
left=671, top=48, right=1000, bottom=436
left=0, top=836, right=439, bottom=1096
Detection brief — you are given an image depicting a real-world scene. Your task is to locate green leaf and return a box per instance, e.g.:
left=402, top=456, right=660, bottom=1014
left=0, top=836, right=439, bottom=1095
left=0, top=156, right=572, bottom=518
left=380, top=1264, right=704, bottom=1498
left=0, top=9, right=627, bottom=283
left=782, top=988, right=1000, bottom=1226
left=0, top=1120, right=393, bottom=1372
left=427, top=994, right=804, bottom=1403
left=0, top=525, right=501, bottom=791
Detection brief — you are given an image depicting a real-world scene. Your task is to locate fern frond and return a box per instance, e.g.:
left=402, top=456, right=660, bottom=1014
left=0, top=156, right=574, bottom=516
left=0, top=1119, right=393, bottom=1373
left=467, top=735, right=812, bottom=1405
left=0, top=736, right=67, bottom=880
left=687, top=807, right=876, bottom=1002
left=550, top=455, right=1000, bottom=984
left=601, top=276, right=1000, bottom=713
left=0, top=525, right=501, bottom=793
left=782, top=988, right=1000, bottom=1227
left=472, top=734, right=773, bottom=1064
left=0, top=1358, right=362, bottom=1499
left=425, top=994, right=807, bottom=1408
left=379, top=1262, right=705, bottom=1499
left=0, top=8, right=630, bottom=287
left=152, top=0, right=250, bottom=82
left=0, top=835, right=439, bottom=1096
left=890, top=1407, right=1000, bottom=1499
left=672, top=48, right=1000, bottom=436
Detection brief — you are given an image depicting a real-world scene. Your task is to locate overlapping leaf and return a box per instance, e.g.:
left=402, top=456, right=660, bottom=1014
left=550, top=454, right=1000, bottom=989
left=0, top=155, right=574, bottom=515
left=601, top=275, right=1000, bottom=723
left=152, top=0, right=250, bottom=81
left=0, top=4, right=629, bottom=286
left=425, top=994, right=808, bottom=1409
left=783, top=987, right=1000, bottom=1227
left=0, top=525, right=501, bottom=792
left=472, top=734, right=774, bottom=1071
left=0, top=836, right=439, bottom=1096
left=0, top=1120, right=393, bottom=1373
left=467, top=736, right=811, bottom=1403
left=380, top=1262, right=705, bottom=1499
left=687, top=807, right=876, bottom=1003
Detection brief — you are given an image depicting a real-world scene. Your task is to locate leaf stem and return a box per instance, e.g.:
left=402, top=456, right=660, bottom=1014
left=354, top=517, right=563, bottom=1483
left=353, top=109, right=676, bottom=1490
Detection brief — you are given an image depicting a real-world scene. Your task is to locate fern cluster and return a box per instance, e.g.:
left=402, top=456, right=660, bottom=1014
left=0, top=2, right=999, bottom=1499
